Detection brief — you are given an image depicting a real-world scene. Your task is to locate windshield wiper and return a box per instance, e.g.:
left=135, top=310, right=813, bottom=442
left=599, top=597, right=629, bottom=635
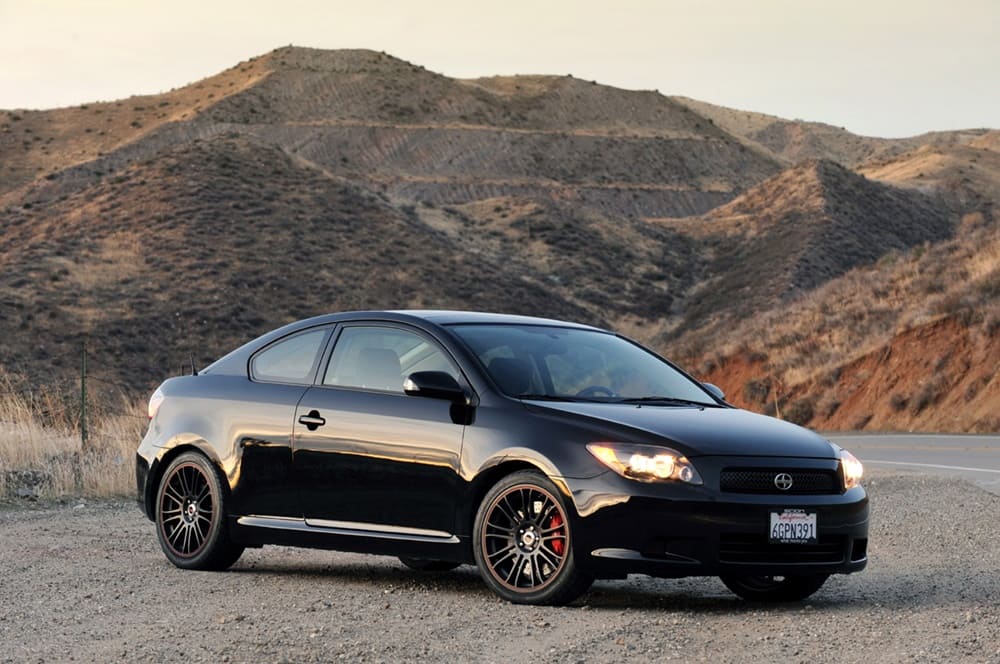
left=515, top=394, right=608, bottom=403
left=616, top=396, right=717, bottom=407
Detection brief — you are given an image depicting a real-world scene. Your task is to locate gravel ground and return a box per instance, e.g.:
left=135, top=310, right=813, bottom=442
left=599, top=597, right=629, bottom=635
left=1, top=470, right=998, bottom=663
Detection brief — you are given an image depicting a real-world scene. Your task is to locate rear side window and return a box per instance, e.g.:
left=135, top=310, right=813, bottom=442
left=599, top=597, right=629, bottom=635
left=251, top=328, right=328, bottom=384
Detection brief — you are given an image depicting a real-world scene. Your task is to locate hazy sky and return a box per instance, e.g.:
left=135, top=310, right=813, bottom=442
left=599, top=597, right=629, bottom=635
left=1, top=0, right=996, bottom=137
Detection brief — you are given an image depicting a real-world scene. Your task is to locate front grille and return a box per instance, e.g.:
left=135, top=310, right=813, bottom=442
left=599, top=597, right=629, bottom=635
left=720, top=468, right=841, bottom=494
left=719, top=534, right=846, bottom=564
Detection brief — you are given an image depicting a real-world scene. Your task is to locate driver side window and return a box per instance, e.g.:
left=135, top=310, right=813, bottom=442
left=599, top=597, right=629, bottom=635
left=323, top=326, right=460, bottom=393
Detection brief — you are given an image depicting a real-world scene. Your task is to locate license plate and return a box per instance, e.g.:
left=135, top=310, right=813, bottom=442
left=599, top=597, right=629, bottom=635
left=769, top=509, right=817, bottom=544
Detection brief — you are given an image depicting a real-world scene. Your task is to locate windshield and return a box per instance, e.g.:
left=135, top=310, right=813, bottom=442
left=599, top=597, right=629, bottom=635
left=448, top=324, right=717, bottom=405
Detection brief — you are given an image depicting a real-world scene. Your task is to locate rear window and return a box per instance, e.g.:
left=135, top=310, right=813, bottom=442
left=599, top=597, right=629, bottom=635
left=251, top=328, right=328, bottom=384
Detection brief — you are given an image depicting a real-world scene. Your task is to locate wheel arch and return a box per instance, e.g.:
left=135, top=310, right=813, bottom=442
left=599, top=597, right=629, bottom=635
left=462, top=457, right=567, bottom=539
left=143, top=440, right=226, bottom=520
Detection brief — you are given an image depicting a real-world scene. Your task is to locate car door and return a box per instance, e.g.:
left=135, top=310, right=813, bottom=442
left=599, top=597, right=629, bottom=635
left=293, top=324, right=467, bottom=537
left=228, top=325, right=332, bottom=517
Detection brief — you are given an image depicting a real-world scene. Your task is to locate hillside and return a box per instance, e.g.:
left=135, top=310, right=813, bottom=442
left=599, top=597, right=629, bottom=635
left=0, top=56, right=273, bottom=196
left=0, top=136, right=596, bottom=386
left=859, top=141, right=1000, bottom=220
left=674, top=96, right=990, bottom=167
left=2, top=47, right=784, bottom=221
left=1, top=45, right=997, bottom=431
left=688, top=222, right=1000, bottom=432
left=659, top=159, right=955, bottom=336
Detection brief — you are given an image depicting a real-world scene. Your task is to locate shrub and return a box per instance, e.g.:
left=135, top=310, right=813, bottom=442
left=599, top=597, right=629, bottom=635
left=785, top=398, right=815, bottom=425
left=742, top=379, right=770, bottom=404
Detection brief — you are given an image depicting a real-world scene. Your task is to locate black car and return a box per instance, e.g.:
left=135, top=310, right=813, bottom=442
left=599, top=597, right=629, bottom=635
left=136, top=310, right=868, bottom=605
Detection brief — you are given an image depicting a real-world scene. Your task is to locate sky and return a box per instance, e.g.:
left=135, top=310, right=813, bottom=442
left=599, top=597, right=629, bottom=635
left=0, top=0, right=996, bottom=138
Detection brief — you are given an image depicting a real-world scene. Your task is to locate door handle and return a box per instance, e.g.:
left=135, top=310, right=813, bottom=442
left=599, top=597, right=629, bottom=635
left=298, top=410, right=326, bottom=431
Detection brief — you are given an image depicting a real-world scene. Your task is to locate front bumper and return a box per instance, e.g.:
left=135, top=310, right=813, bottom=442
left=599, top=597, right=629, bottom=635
left=565, top=459, right=869, bottom=579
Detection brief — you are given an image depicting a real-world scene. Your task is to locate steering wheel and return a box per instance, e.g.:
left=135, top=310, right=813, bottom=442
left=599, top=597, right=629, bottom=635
left=575, top=385, right=616, bottom=398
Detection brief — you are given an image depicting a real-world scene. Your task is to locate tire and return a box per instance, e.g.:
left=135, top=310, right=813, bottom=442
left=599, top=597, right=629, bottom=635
left=720, top=573, right=829, bottom=602
left=473, top=470, right=593, bottom=605
left=155, top=451, right=244, bottom=571
left=398, top=557, right=461, bottom=572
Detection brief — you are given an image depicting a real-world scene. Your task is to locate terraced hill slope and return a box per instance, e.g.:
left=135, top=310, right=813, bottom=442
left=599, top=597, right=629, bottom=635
left=1, top=46, right=996, bottom=431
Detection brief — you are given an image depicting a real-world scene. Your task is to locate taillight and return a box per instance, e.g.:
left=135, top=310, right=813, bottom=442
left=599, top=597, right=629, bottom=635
left=148, top=387, right=165, bottom=420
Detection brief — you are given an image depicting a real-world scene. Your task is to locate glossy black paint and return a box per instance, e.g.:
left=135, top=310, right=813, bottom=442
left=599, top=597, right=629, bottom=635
left=137, top=310, right=869, bottom=579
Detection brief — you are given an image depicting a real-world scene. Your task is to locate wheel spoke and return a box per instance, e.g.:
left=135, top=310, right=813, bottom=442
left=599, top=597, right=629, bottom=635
left=192, top=520, right=206, bottom=547
left=486, top=516, right=515, bottom=534
left=488, top=546, right=517, bottom=565
left=500, top=495, right=521, bottom=524
left=536, top=546, right=560, bottom=569
left=485, top=532, right=513, bottom=540
left=529, top=555, right=543, bottom=586
left=164, top=485, right=185, bottom=505
left=503, top=554, right=523, bottom=585
left=519, top=488, right=530, bottom=517
left=176, top=468, right=191, bottom=498
left=167, top=522, right=185, bottom=546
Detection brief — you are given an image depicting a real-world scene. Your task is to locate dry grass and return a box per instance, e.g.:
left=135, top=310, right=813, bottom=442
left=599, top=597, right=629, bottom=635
left=0, top=380, right=146, bottom=500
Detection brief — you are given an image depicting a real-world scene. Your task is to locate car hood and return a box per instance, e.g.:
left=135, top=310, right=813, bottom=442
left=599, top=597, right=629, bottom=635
left=526, top=401, right=837, bottom=458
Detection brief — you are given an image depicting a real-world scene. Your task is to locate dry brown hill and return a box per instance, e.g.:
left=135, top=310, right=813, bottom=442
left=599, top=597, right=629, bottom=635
left=0, top=46, right=996, bottom=431
left=0, top=56, right=272, bottom=196
left=3, top=47, right=783, bottom=221
left=0, top=135, right=596, bottom=386
left=686, top=220, right=1000, bottom=432
left=659, top=159, right=955, bottom=337
left=674, top=96, right=990, bottom=167
left=859, top=141, right=1000, bottom=221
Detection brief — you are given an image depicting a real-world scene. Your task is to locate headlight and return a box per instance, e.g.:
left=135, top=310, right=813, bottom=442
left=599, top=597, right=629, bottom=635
left=586, top=442, right=703, bottom=485
left=840, top=449, right=863, bottom=489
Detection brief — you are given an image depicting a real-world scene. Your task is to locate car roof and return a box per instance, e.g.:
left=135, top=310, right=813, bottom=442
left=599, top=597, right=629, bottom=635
left=389, top=310, right=604, bottom=330
left=285, top=309, right=603, bottom=331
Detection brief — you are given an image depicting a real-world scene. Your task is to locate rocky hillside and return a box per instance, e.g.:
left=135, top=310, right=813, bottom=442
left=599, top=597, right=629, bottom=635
left=664, top=159, right=955, bottom=336
left=1, top=46, right=997, bottom=431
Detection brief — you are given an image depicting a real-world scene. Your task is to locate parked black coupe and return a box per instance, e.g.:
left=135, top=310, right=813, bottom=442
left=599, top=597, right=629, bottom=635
left=137, top=310, right=868, bottom=605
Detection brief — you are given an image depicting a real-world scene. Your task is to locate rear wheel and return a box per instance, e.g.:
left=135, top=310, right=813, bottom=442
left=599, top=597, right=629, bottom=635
left=720, top=573, right=829, bottom=602
left=398, top=557, right=461, bottom=572
left=155, top=451, right=244, bottom=570
left=473, top=471, right=593, bottom=605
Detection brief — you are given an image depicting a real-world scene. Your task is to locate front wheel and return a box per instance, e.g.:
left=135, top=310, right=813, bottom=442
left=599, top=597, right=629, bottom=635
left=473, top=471, right=593, bottom=605
left=720, top=573, right=829, bottom=602
left=155, top=451, right=244, bottom=570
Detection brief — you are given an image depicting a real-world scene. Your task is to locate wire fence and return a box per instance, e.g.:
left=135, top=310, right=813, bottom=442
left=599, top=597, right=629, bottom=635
left=0, top=344, right=152, bottom=498
left=0, top=343, right=154, bottom=495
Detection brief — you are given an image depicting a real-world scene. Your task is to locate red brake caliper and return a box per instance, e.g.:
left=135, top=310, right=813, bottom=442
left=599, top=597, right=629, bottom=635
left=548, top=513, right=565, bottom=555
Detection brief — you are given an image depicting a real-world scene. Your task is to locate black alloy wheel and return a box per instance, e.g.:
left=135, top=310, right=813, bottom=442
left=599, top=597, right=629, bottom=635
left=720, top=573, right=830, bottom=602
left=156, top=451, right=244, bottom=570
left=473, top=471, right=593, bottom=605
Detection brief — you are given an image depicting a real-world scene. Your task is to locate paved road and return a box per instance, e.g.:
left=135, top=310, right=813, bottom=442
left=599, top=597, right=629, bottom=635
left=828, top=433, right=1000, bottom=495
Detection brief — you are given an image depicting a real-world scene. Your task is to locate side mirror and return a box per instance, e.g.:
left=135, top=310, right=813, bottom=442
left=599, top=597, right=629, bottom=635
left=403, top=371, right=467, bottom=403
left=702, top=382, right=725, bottom=401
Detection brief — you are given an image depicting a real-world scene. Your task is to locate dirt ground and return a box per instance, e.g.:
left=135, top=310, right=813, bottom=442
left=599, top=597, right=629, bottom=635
left=1, top=470, right=998, bottom=663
